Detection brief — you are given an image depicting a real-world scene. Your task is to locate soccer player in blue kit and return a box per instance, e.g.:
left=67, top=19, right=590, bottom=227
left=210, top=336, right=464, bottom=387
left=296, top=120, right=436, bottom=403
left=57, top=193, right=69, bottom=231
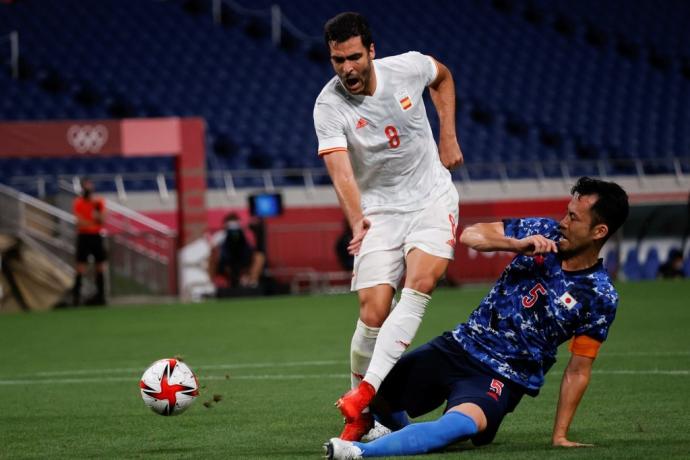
left=325, top=177, right=629, bottom=458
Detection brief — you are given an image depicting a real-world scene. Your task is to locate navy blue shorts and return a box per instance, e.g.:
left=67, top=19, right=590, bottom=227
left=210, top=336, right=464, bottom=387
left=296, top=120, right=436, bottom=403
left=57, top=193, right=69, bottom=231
left=375, top=333, right=526, bottom=446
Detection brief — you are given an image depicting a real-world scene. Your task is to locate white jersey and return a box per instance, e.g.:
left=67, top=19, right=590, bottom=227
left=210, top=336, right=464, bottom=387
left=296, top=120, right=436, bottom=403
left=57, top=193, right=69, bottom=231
left=313, top=51, right=455, bottom=214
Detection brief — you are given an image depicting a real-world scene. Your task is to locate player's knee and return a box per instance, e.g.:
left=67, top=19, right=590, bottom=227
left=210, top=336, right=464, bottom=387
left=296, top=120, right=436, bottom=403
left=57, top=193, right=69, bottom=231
left=358, top=298, right=389, bottom=327
left=404, top=276, right=437, bottom=294
left=359, top=307, right=388, bottom=327
left=358, top=288, right=393, bottom=327
left=448, top=403, right=488, bottom=432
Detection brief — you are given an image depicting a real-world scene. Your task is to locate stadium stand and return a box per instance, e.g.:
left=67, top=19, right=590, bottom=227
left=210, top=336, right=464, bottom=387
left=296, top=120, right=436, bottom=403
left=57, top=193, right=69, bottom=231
left=1, top=0, right=689, bottom=191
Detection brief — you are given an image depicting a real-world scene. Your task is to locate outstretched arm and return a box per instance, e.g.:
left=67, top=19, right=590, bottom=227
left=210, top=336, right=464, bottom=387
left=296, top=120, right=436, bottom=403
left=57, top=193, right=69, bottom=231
left=323, top=150, right=369, bottom=255
left=552, top=353, right=595, bottom=447
left=428, top=59, right=463, bottom=170
left=460, top=222, right=559, bottom=255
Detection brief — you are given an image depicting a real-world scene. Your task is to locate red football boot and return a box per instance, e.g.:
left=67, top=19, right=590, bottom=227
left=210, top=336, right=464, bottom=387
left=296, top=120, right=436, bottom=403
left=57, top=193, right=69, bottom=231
left=339, top=412, right=373, bottom=441
left=336, top=381, right=376, bottom=421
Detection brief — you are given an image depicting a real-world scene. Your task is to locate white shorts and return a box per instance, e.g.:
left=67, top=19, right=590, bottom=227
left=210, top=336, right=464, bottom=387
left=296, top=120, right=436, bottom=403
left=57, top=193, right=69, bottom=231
left=351, top=186, right=460, bottom=291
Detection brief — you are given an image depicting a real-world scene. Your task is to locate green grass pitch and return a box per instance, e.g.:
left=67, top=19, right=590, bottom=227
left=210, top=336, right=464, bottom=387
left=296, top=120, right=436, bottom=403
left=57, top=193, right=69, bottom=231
left=1, top=280, right=689, bottom=459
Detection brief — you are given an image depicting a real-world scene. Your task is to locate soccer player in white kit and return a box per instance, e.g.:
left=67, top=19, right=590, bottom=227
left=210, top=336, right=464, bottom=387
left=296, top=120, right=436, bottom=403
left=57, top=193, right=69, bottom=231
left=313, top=12, right=464, bottom=441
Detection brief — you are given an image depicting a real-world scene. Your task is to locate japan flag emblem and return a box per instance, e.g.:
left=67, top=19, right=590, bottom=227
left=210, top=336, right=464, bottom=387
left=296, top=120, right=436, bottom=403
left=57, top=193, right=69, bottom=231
left=559, top=291, right=577, bottom=309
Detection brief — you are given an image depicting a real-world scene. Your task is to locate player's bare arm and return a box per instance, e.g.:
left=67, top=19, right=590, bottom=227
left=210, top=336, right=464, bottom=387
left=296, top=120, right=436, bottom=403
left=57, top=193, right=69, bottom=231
left=323, top=149, right=370, bottom=255
left=552, top=353, right=595, bottom=448
left=428, top=58, right=463, bottom=170
left=460, top=222, right=559, bottom=255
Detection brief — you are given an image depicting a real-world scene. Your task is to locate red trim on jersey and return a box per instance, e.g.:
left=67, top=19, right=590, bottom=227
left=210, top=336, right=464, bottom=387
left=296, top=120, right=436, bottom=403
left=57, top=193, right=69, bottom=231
left=318, top=147, right=348, bottom=156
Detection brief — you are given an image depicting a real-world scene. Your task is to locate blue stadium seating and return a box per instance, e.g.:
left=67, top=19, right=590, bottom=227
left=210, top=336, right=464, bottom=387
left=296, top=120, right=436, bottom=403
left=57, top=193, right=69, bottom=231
left=641, top=247, right=660, bottom=280
left=603, top=248, right=619, bottom=277
left=0, top=0, right=689, bottom=188
left=622, top=248, right=642, bottom=281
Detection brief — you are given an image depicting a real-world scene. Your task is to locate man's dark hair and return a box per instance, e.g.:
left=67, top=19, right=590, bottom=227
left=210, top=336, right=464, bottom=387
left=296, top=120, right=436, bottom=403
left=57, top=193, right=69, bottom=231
left=224, top=212, right=240, bottom=223
left=571, top=176, right=629, bottom=241
left=324, top=12, right=372, bottom=49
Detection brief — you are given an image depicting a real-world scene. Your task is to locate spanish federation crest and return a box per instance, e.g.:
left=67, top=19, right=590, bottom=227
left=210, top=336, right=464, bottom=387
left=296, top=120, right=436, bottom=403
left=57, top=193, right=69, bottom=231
left=395, top=89, right=413, bottom=111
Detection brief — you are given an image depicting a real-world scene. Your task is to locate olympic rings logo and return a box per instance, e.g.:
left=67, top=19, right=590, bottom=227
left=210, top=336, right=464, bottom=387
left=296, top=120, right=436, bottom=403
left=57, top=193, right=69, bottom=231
left=67, top=124, right=109, bottom=154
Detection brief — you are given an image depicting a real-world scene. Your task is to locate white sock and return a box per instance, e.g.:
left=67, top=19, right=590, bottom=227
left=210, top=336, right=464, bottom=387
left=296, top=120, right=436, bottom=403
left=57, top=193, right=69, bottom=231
left=350, top=319, right=380, bottom=389
left=363, top=288, right=430, bottom=391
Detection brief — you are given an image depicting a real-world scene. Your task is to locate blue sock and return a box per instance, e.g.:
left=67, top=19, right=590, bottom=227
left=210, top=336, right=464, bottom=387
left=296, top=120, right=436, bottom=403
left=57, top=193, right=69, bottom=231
left=374, top=411, right=410, bottom=431
left=354, top=411, right=478, bottom=457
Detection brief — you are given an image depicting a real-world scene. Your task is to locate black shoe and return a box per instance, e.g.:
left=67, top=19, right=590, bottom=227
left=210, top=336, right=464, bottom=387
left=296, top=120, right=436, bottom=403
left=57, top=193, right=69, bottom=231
left=85, top=296, right=107, bottom=307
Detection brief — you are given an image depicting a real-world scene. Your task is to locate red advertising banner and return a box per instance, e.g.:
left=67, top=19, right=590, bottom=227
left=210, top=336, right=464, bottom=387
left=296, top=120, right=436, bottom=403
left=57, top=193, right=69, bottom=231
left=0, top=118, right=187, bottom=157
left=0, top=120, right=122, bottom=156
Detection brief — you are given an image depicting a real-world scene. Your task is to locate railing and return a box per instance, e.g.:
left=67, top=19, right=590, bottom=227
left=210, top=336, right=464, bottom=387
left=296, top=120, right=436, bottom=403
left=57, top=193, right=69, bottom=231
left=0, top=181, right=179, bottom=297
left=0, top=183, right=76, bottom=275
left=58, top=180, right=178, bottom=296
left=0, top=30, right=19, bottom=79
left=5, top=172, right=174, bottom=201
left=4, top=157, right=689, bottom=197
left=211, top=0, right=320, bottom=48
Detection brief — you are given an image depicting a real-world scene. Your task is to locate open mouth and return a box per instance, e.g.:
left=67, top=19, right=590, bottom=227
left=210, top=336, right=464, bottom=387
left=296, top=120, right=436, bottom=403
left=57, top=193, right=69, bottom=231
left=345, top=77, right=360, bottom=89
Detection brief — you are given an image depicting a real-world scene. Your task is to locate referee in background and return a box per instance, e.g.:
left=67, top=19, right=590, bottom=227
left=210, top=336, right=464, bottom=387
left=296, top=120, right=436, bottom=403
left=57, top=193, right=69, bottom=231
left=72, top=177, right=107, bottom=306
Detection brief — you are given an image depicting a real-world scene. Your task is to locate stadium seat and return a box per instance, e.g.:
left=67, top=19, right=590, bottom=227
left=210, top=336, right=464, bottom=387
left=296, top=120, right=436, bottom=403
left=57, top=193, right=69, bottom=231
left=641, top=247, right=660, bottom=280
left=603, top=248, right=619, bottom=277
left=622, top=248, right=642, bottom=281
left=0, top=0, right=688, bottom=191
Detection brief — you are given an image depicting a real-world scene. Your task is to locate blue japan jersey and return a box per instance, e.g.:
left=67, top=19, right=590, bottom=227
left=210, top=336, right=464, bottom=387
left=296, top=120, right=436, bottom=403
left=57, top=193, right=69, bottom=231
left=451, top=218, right=618, bottom=393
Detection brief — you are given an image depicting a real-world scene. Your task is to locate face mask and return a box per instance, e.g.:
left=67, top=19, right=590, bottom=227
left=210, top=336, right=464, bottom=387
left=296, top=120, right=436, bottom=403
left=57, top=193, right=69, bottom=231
left=226, top=221, right=241, bottom=230
left=82, top=189, right=92, bottom=198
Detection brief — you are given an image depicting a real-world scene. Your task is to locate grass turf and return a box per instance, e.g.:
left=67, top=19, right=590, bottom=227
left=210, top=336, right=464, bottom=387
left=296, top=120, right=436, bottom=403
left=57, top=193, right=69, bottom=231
left=1, top=280, right=689, bottom=459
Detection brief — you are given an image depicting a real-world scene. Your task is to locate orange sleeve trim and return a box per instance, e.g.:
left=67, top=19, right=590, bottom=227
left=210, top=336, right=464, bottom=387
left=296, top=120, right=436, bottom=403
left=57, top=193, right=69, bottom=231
left=318, top=147, right=348, bottom=156
left=569, top=335, right=602, bottom=359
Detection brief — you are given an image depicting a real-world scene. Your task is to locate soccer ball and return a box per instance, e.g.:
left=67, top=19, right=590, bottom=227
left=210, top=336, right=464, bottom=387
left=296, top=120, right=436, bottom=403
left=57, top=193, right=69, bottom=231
left=139, top=358, right=199, bottom=416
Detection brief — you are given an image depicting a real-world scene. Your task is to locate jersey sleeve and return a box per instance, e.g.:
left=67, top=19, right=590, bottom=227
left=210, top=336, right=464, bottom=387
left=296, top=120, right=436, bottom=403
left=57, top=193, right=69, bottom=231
left=313, top=101, right=347, bottom=156
left=401, top=51, right=438, bottom=87
left=502, top=217, right=561, bottom=241
left=572, top=282, right=618, bottom=343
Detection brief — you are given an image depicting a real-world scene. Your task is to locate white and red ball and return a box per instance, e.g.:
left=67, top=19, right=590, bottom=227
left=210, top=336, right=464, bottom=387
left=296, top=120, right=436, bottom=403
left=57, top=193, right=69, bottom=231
left=139, top=359, right=199, bottom=416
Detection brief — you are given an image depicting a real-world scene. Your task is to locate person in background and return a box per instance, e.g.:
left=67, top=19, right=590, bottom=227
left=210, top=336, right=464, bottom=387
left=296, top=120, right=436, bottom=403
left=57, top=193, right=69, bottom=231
left=335, top=219, right=355, bottom=272
left=658, top=248, right=684, bottom=279
left=247, top=216, right=267, bottom=288
left=72, top=178, right=107, bottom=306
left=217, top=213, right=261, bottom=288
